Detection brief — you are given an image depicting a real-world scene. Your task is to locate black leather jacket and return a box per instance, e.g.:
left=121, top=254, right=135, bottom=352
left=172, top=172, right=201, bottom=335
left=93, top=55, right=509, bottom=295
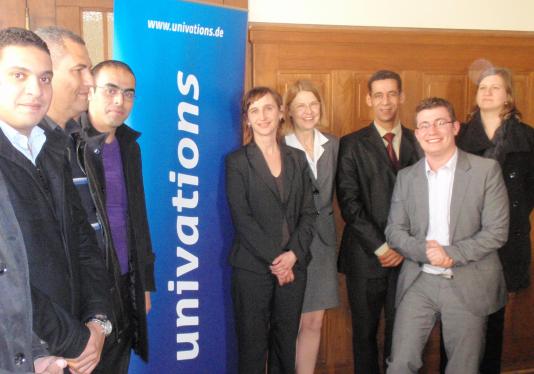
left=67, top=113, right=156, bottom=361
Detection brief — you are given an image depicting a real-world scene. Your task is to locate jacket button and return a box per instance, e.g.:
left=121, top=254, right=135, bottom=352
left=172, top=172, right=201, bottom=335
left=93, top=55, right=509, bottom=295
left=14, top=353, right=26, bottom=366
left=512, top=200, right=520, bottom=208
left=94, top=148, right=100, bottom=155
left=0, top=263, right=6, bottom=275
left=509, top=171, right=517, bottom=179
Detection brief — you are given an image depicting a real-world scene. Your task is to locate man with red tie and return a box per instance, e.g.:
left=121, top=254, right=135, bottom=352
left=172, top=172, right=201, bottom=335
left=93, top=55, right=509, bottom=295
left=337, top=70, right=421, bottom=373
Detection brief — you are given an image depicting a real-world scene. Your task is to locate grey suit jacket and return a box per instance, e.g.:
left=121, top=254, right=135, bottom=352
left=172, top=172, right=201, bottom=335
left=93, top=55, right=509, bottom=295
left=386, top=149, right=509, bottom=316
left=309, top=133, right=339, bottom=247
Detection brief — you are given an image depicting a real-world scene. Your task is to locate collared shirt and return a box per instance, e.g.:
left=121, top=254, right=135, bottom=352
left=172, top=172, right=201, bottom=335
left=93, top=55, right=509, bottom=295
left=42, top=116, right=61, bottom=132
left=285, top=128, right=329, bottom=179
left=373, top=121, right=402, bottom=257
left=422, top=149, right=458, bottom=276
left=374, top=121, right=402, bottom=158
left=0, top=120, right=46, bottom=165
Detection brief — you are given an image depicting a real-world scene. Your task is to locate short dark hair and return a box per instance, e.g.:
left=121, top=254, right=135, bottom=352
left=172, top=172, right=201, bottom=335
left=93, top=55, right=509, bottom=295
left=415, top=97, right=457, bottom=125
left=368, top=70, right=402, bottom=93
left=92, top=60, right=136, bottom=80
left=0, top=27, right=50, bottom=58
left=241, top=86, right=283, bottom=144
left=34, top=26, right=85, bottom=51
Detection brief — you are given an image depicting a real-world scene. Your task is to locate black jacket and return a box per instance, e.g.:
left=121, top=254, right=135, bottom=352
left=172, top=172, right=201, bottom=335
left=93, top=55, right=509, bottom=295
left=457, top=114, right=534, bottom=291
left=0, top=169, right=48, bottom=373
left=0, top=126, right=111, bottom=358
left=70, top=112, right=156, bottom=361
left=225, top=142, right=317, bottom=274
left=336, top=124, right=421, bottom=278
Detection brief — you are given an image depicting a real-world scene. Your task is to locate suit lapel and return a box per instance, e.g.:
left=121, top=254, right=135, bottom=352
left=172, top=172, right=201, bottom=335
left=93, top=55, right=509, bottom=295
left=246, top=142, right=281, bottom=202
left=412, top=160, right=429, bottom=235
left=399, top=127, right=418, bottom=168
left=313, top=136, right=331, bottom=188
left=281, top=144, right=295, bottom=203
left=449, top=150, right=471, bottom=240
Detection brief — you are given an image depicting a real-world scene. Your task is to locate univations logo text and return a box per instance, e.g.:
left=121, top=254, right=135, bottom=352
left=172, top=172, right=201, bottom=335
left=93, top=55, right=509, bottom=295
left=148, top=19, right=225, bottom=38
left=168, top=71, right=202, bottom=361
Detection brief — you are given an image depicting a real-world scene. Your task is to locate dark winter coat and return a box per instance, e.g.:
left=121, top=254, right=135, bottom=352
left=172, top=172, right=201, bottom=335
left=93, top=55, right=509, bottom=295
left=69, top=113, right=156, bottom=361
left=457, top=114, right=534, bottom=291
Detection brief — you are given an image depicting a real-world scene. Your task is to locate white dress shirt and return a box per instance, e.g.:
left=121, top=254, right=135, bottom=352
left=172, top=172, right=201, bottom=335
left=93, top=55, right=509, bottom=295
left=285, top=129, right=328, bottom=179
left=422, top=149, right=458, bottom=277
left=0, top=120, right=46, bottom=165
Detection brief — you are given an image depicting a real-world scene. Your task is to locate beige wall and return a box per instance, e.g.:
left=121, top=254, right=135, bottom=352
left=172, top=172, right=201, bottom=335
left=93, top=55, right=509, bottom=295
left=249, top=0, right=534, bottom=31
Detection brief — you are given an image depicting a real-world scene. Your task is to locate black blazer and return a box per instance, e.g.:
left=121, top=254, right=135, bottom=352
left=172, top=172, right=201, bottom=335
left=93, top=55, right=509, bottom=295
left=457, top=114, right=534, bottom=291
left=336, top=123, right=421, bottom=278
left=225, top=142, right=317, bottom=274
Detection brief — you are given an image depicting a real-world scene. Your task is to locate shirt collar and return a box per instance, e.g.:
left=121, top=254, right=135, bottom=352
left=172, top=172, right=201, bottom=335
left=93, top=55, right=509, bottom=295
left=43, top=116, right=61, bottom=131
left=373, top=121, right=401, bottom=138
left=425, top=148, right=458, bottom=176
left=0, top=119, right=45, bottom=146
left=285, top=128, right=328, bottom=150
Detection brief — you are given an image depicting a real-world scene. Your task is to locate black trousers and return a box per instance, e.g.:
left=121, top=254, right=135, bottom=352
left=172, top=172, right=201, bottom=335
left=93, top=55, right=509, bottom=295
left=93, top=273, right=134, bottom=374
left=440, top=306, right=505, bottom=374
left=232, top=267, right=306, bottom=374
left=346, top=269, right=398, bottom=374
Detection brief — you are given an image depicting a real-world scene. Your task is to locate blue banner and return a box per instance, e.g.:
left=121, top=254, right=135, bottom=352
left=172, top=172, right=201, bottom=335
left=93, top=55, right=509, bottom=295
left=114, top=1, right=247, bottom=372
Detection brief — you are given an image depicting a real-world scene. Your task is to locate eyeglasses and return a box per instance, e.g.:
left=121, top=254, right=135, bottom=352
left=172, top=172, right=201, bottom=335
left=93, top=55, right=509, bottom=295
left=416, top=119, right=452, bottom=131
left=293, top=101, right=321, bottom=114
left=95, top=84, right=136, bottom=101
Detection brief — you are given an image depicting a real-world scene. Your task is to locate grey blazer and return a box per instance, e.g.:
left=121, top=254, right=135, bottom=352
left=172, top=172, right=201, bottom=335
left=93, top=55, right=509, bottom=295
left=309, top=133, right=339, bottom=247
left=386, top=149, right=509, bottom=316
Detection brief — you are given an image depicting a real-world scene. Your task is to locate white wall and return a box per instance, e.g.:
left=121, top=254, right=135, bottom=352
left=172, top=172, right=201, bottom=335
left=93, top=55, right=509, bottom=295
left=248, top=0, right=534, bottom=32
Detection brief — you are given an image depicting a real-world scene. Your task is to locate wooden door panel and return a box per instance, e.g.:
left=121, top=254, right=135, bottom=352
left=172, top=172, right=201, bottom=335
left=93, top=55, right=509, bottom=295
left=422, top=73, right=468, bottom=122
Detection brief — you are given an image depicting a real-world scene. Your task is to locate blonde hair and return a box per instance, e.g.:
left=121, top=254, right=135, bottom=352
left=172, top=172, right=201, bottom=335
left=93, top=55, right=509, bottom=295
left=469, top=67, right=521, bottom=121
left=282, top=80, right=327, bottom=135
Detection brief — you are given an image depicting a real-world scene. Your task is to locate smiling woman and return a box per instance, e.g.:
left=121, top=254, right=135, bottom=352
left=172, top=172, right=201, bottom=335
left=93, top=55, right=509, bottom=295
left=225, top=86, right=317, bottom=373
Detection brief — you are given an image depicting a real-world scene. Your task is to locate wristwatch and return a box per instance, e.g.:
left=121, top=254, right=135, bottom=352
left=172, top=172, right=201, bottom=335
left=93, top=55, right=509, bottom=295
left=86, top=314, right=113, bottom=337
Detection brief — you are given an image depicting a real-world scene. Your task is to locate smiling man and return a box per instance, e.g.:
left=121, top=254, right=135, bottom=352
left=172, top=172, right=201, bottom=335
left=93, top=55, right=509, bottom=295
left=0, top=27, right=111, bottom=374
left=336, top=70, right=420, bottom=374
left=73, top=60, right=155, bottom=373
left=385, top=97, right=509, bottom=374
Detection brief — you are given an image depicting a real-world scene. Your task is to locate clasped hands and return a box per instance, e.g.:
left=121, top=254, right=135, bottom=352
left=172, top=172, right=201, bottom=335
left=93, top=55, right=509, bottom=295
left=426, top=240, right=454, bottom=268
left=270, top=250, right=297, bottom=286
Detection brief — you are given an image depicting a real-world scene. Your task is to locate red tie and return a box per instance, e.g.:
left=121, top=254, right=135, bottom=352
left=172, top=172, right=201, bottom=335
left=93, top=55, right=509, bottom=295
left=383, top=132, right=400, bottom=170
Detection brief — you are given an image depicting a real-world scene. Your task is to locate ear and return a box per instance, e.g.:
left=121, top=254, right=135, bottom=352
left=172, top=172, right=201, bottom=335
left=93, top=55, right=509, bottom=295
left=399, top=92, right=405, bottom=104
left=366, top=94, right=372, bottom=107
left=452, top=121, right=461, bottom=135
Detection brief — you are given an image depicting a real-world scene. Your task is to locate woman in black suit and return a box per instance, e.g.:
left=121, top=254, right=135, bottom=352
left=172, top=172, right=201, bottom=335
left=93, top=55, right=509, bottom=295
left=457, top=67, right=534, bottom=374
left=225, top=86, right=317, bottom=374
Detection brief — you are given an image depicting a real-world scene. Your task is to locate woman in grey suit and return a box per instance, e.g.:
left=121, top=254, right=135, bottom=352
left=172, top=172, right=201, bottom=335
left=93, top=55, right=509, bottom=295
left=283, top=80, right=340, bottom=374
left=226, top=86, right=317, bottom=373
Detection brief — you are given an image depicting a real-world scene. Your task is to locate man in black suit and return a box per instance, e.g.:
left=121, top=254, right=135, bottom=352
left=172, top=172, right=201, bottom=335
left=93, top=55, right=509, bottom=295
left=0, top=27, right=111, bottom=374
left=337, top=70, right=421, bottom=373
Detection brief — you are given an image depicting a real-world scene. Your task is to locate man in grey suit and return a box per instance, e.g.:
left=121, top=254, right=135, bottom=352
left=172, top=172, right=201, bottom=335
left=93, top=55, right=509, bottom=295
left=385, top=97, right=509, bottom=374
